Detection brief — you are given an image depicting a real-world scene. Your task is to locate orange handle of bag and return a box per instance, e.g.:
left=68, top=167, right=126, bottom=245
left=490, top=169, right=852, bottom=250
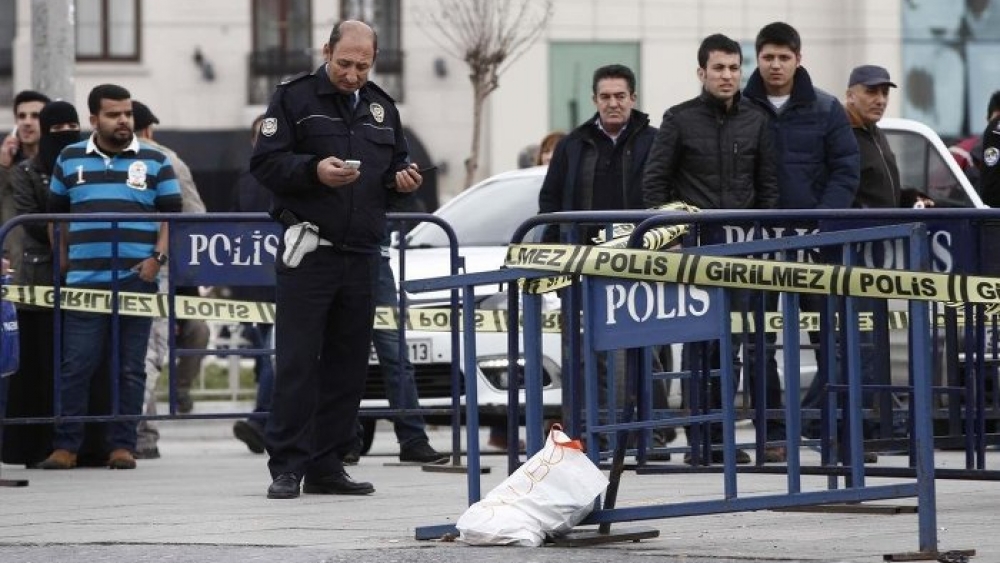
left=548, top=423, right=585, bottom=451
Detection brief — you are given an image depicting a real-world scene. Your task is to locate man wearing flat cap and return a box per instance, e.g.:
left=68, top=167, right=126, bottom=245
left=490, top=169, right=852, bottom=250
left=844, top=64, right=902, bottom=209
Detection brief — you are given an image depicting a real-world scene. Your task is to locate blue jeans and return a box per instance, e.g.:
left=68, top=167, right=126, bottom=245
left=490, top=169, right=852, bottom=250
left=371, top=257, right=427, bottom=448
left=53, top=277, right=156, bottom=453
left=246, top=323, right=275, bottom=417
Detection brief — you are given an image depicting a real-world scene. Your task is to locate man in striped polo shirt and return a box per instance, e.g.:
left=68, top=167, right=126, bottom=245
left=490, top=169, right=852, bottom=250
left=38, top=84, right=183, bottom=470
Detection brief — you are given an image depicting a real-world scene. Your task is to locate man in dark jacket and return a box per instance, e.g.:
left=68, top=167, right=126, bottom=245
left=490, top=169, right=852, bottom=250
left=978, top=90, right=1000, bottom=207
left=743, top=23, right=858, bottom=209
left=843, top=65, right=902, bottom=209
left=742, top=22, right=860, bottom=462
left=251, top=20, right=423, bottom=500
left=643, top=34, right=778, bottom=211
left=539, top=63, right=655, bottom=242
left=643, top=34, right=779, bottom=465
left=537, top=63, right=677, bottom=458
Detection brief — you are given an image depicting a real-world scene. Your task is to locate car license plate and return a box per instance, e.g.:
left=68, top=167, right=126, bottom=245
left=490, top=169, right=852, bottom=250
left=369, top=339, right=434, bottom=364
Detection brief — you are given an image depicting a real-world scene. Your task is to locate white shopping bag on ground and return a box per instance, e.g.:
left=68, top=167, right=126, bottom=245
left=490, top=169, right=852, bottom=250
left=456, top=424, right=609, bottom=546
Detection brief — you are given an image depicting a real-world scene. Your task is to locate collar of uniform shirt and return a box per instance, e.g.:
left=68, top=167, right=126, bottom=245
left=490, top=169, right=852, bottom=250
left=596, top=118, right=629, bottom=144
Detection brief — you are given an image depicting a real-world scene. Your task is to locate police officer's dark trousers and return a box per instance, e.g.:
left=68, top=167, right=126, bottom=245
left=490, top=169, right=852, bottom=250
left=266, top=247, right=378, bottom=479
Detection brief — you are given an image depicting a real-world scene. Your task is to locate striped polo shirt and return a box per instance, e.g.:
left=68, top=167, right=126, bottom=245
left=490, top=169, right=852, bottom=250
left=48, top=135, right=183, bottom=287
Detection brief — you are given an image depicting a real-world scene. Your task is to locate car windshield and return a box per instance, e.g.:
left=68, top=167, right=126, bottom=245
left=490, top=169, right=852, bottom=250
left=406, top=174, right=544, bottom=248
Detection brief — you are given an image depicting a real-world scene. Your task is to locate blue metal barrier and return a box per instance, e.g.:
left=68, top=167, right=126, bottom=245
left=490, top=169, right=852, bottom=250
left=411, top=207, right=999, bottom=557
left=0, top=212, right=466, bottom=459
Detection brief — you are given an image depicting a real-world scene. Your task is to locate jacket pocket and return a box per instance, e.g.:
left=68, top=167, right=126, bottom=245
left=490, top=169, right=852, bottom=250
left=298, top=116, right=350, bottom=156
left=361, top=124, right=397, bottom=174
left=16, top=249, right=54, bottom=286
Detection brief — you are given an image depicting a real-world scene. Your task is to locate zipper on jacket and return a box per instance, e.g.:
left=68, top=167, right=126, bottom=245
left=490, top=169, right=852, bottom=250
left=871, top=128, right=899, bottom=204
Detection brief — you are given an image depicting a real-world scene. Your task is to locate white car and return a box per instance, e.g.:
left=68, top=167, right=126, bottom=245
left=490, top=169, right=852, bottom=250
left=359, top=166, right=562, bottom=450
left=358, top=118, right=984, bottom=450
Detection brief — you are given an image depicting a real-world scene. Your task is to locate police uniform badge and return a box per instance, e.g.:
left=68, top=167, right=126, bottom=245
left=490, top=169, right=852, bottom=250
left=126, top=161, right=148, bottom=190
left=261, top=117, right=278, bottom=137
left=986, top=146, right=999, bottom=168
left=370, top=103, right=385, bottom=124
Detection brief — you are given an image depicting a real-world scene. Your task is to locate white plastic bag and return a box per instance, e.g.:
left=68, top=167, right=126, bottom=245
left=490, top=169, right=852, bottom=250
left=456, top=424, right=609, bottom=546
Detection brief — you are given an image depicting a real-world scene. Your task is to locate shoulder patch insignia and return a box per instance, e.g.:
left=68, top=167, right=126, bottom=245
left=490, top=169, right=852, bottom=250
left=261, top=118, right=278, bottom=137
left=370, top=103, right=385, bottom=124
left=985, top=146, right=999, bottom=167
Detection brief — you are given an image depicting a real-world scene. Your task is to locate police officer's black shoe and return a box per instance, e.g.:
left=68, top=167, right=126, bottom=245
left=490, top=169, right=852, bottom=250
left=303, top=471, right=374, bottom=495
left=267, top=473, right=301, bottom=499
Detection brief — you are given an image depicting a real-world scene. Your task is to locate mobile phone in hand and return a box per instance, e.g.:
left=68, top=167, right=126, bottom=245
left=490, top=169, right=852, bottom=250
left=344, top=159, right=361, bottom=169
left=417, top=164, right=438, bottom=174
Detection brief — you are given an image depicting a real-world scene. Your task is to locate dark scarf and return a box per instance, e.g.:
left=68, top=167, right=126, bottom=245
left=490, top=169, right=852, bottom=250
left=36, top=101, right=81, bottom=176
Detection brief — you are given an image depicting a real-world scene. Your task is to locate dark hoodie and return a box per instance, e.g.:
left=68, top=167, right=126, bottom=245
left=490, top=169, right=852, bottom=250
left=9, top=101, right=81, bottom=283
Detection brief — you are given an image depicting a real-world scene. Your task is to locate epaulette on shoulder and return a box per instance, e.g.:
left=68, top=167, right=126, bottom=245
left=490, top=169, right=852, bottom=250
left=277, top=71, right=311, bottom=88
left=364, top=81, right=396, bottom=104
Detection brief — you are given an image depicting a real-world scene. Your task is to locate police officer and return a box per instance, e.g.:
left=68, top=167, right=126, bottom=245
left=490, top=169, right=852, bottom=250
left=250, top=20, right=422, bottom=500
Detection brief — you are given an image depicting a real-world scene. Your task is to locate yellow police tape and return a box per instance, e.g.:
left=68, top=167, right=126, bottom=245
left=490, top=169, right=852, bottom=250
left=521, top=201, right=699, bottom=294
left=1, top=283, right=277, bottom=323
left=0, top=282, right=988, bottom=334
left=504, top=243, right=1000, bottom=305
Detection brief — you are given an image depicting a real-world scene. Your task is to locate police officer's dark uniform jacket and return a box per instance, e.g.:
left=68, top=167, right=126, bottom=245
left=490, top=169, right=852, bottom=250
left=642, top=91, right=779, bottom=211
left=980, top=115, right=1000, bottom=207
left=252, top=66, right=412, bottom=254
left=250, top=65, right=413, bottom=484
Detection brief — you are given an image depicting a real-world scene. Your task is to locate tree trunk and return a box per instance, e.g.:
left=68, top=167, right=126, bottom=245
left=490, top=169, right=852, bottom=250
left=464, top=81, right=488, bottom=190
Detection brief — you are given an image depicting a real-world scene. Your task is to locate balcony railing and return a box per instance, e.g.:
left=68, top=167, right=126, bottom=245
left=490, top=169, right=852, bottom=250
left=246, top=49, right=315, bottom=105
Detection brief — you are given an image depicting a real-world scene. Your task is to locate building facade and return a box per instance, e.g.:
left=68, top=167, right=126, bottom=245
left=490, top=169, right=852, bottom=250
left=1, top=0, right=996, bottom=204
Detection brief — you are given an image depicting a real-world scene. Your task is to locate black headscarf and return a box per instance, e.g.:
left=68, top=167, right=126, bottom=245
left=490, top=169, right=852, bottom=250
left=35, top=100, right=81, bottom=177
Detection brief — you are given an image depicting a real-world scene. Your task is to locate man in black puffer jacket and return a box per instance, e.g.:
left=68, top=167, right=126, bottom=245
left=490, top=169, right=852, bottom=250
left=643, top=34, right=778, bottom=211
left=643, top=34, right=778, bottom=466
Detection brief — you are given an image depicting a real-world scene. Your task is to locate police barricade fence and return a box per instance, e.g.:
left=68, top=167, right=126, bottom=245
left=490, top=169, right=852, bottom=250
left=424, top=206, right=1000, bottom=555
left=0, top=212, right=468, bottom=452
left=2, top=211, right=996, bottom=451
left=510, top=207, right=1000, bottom=463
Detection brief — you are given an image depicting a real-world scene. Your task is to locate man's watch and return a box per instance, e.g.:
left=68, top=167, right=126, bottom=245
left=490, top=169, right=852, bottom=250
left=152, top=251, right=168, bottom=266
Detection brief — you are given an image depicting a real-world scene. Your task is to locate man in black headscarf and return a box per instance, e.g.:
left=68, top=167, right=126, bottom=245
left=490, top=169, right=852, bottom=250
left=1, top=101, right=82, bottom=467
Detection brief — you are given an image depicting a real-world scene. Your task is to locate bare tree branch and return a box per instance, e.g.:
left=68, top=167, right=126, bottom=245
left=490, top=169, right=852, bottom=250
left=418, top=0, right=553, bottom=189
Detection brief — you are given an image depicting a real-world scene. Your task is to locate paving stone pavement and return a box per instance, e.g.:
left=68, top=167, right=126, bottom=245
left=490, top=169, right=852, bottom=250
left=1, top=407, right=997, bottom=563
